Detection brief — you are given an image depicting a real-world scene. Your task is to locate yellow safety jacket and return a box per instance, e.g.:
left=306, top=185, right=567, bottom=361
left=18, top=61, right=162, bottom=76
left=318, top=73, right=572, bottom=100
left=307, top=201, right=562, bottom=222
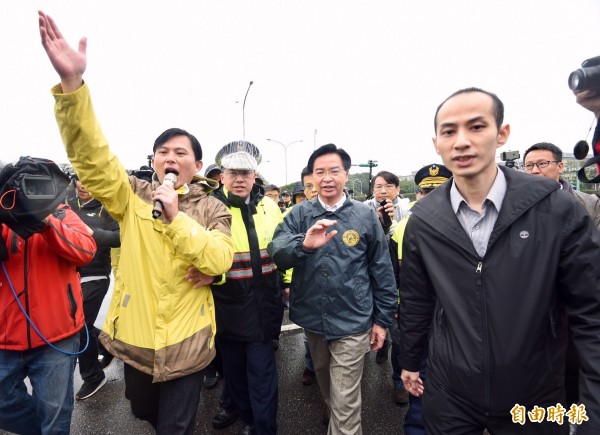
left=212, top=186, right=290, bottom=341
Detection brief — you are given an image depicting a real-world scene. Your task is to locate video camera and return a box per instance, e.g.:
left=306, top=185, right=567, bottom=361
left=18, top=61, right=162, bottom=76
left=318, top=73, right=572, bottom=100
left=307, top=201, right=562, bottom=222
left=568, top=55, right=600, bottom=91
left=0, top=156, right=70, bottom=239
left=500, top=150, right=520, bottom=169
left=20, top=174, right=61, bottom=200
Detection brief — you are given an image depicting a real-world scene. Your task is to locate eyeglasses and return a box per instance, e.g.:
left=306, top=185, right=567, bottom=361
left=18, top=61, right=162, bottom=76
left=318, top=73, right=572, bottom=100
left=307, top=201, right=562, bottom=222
left=373, top=183, right=396, bottom=191
left=223, top=169, right=255, bottom=179
left=523, top=161, right=560, bottom=172
left=314, top=167, right=345, bottom=178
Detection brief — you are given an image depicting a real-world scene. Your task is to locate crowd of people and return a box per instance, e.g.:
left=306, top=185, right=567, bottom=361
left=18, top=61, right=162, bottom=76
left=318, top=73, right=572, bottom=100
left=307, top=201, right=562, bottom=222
left=0, top=11, right=599, bottom=435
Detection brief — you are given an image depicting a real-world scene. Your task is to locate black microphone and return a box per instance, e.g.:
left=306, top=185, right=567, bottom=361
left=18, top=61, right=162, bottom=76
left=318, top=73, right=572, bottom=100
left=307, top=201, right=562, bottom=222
left=574, top=140, right=590, bottom=160
left=152, top=170, right=178, bottom=219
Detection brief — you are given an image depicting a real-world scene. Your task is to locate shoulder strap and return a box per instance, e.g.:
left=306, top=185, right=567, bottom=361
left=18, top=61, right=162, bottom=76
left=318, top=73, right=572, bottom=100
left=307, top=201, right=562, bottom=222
left=0, top=231, right=7, bottom=261
left=577, top=154, right=600, bottom=184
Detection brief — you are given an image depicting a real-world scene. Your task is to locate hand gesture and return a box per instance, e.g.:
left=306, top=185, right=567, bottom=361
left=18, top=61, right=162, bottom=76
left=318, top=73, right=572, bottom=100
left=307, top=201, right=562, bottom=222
left=302, top=219, right=337, bottom=250
left=377, top=201, right=394, bottom=223
left=38, top=11, right=87, bottom=93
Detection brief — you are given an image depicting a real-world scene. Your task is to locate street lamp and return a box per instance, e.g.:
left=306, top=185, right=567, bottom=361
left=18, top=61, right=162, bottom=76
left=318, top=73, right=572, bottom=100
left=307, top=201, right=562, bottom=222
left=242, top=81, right=253, bottom=140
left=351, top=179, right=363, bottom=197
left=266, top=139, right=303, bottom=184
left=353, top=160, right=378, bottom=197
left=356, top=179, right=363, bottom=196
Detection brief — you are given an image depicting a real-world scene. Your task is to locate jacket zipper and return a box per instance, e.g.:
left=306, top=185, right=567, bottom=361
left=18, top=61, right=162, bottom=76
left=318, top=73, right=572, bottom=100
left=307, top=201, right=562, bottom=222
left=476, top=261, right=490, bottom=416
left=549, top=310, right=557, bottom=338
left=67, top=284, right=77, bottom=327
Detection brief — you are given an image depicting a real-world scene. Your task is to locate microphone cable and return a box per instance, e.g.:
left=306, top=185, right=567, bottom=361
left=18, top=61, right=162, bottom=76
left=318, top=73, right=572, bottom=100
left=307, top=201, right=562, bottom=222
left=1, top=261, right=89, bottom=355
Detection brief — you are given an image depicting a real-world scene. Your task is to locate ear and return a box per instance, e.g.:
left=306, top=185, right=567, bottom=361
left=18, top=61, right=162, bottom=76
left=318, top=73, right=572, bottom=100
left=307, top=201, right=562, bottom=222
left=432, top=137, right=440, bottom=155
left=195, top=160, right=203, bottom=173
left=496, top=124, right=511, bottom=148
left=557, top=161, right=565, bottom=174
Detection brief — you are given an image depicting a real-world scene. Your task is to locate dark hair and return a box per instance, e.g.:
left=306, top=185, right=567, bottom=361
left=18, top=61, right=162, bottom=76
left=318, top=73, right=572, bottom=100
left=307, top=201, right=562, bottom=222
left=434, top=87, right=504, bottom=131
left=153, top=128, right=202, bottom=161
left=371, top=170, right=399, bottom=187
left=307, top=144, right=351, bottom=173
left=523, top=142, right=563, bottom=162
left=300, top=166, right=312, bottom=183
left=264, top=184, right=279, bottom=193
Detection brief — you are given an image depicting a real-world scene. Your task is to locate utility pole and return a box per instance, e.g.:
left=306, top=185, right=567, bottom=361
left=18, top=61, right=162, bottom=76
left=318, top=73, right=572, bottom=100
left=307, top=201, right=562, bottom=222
left=353, top=160, right=378, bottom=198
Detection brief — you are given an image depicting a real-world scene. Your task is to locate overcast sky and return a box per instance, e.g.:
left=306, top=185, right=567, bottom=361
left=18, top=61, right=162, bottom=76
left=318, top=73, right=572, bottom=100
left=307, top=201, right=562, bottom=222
left=2, top=1, right=599, bottom=185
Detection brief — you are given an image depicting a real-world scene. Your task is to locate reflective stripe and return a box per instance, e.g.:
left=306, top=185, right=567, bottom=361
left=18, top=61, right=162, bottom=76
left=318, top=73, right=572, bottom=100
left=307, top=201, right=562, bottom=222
left=233, top=249, right=271, bottom=262
left=225, top=261, right=278, bottom=280
left=262, top=262, right=277, bottom=274
left=226, top=267, right=253, bottom=279
left=233, top=252, right=251, bottom=262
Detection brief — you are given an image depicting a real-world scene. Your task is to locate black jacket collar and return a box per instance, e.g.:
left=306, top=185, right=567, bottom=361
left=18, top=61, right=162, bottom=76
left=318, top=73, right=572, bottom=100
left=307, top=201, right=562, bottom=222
left=411, top=166, right=559, bottom=254
left=214, top=185, right=265, bottom=214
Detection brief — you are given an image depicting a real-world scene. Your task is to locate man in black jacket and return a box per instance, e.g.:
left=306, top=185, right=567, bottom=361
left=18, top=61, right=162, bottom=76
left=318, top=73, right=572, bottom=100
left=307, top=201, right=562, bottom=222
left=68, top=176, right=120, bottom=400
left=399, top=88, right=600, bottom=434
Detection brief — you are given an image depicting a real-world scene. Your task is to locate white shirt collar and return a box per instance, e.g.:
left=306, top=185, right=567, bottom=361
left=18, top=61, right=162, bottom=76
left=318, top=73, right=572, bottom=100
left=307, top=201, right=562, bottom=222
left=318, top=193, right=347, bottom=212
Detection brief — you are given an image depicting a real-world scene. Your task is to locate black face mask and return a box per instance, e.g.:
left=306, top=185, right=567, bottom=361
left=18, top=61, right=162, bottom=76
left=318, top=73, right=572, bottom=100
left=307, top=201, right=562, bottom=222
left=0, top=156, right=70, bottom=240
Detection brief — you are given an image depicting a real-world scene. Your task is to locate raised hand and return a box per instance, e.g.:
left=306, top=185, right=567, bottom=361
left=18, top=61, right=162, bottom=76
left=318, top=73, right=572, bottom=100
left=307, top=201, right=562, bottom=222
left=302, top=219, right=337, bottom=250
left=38, top=11, right=87, bottom=93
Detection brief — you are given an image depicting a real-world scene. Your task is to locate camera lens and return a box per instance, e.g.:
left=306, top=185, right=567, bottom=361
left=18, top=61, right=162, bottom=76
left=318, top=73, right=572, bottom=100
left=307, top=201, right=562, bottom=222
left=568, top=65, right=600, bottom=91
left=568, top=70, right=582, bottom=91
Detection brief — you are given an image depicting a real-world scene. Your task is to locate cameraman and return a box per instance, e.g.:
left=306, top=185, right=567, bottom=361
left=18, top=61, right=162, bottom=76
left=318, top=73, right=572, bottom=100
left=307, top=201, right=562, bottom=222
left=363, top=171, right=411, bottom=368
left=0, top=197, right=96, bottom=434
left=574, top=89, right=600, bottom=178
left=364, top=170, right=411, bottom=236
